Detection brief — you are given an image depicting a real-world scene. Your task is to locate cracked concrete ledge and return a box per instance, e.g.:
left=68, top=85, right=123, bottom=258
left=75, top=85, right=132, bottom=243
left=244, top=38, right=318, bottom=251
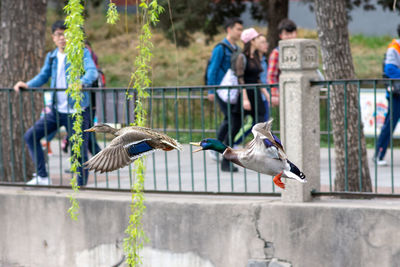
left=1, top=186, right=400, bottom=267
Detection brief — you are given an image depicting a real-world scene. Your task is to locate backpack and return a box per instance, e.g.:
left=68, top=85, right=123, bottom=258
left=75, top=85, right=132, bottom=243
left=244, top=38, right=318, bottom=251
left=85, top=43, right=106, bottom=88
left=382, top=53, right=400, bottom=97
left=204, top=42, right=242, bottom=85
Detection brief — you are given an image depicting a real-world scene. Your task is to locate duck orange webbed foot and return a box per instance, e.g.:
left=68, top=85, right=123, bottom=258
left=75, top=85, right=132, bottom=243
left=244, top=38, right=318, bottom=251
left=273, top=171, right=285, bottom=189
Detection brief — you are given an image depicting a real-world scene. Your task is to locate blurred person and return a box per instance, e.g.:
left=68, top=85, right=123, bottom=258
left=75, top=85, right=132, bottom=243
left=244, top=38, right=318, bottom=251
left=227, top=28, right=270, bottom=157
left=206, top=18, right=243, bottom=169
left=62, top=39, right=104, bottom=157
left=13, top=20, right=98, bottom=186
left=267, top=19, right=297, bottom=107
left=374, top=25, right=400, bottom=166
left=233, top=34, right=270, bottom=145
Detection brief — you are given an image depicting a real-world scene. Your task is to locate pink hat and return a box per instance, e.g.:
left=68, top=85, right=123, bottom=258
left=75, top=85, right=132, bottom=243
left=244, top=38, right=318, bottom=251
left=241, top=28, right=260, bottom=44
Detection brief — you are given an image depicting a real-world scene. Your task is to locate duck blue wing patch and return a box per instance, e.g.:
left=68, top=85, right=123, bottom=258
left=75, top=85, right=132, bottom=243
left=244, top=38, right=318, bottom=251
left=263, top=138, right=274, bottom=148
left=272, top=134, right=282, bottom=147
left=127, top=141, right=154, bottom=157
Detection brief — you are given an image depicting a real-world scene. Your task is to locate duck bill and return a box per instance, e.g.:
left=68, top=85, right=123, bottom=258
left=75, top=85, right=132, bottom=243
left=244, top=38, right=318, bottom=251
left=84, top=127, right=95, bottom=132
left=190, top=142, right=203, bottom=153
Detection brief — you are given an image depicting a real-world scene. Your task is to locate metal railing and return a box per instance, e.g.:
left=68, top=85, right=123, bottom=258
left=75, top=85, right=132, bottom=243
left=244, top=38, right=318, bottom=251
left=0, top=85, right=281, bottom=195
left=312, top=79, right=399, bottom=196
left=0, top=80, right=398, bottom=197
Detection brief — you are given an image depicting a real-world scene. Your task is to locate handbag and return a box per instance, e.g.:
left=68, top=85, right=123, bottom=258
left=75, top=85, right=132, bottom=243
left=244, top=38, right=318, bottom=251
left=217, top=69, right=239, bottom=104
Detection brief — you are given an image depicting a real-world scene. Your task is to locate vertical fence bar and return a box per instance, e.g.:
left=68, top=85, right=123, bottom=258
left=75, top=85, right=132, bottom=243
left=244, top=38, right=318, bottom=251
left=254, top=86, right=261, bottom=193
left=0, top=95, right=4, bottom=180
left=174, top=88, right=182, bottom=191
left=29, top=90, right=38, bottom=183
left=100, top=90, right=109, bottom=188
left=149, top=89, right=156, bottom=190
left=357, top=81, right=362, bottom=191
left=89, top=91, right=97, bottom=187
left=112, top=89, right=120, bottom=189
left=188, top=88, right=194, bottom=191
left=200, top=88, right=207, bottom=191
left=240, top=86, right=247, bottom=192
left=269, top=85, right=275, bottom=193
left=18, top=92, right=27, bottom=181
left=327, top=82, right=332, bottom=192
left=344, top=83, right=348, bottom=191
left=162, top=88, right=169, bottom=190
left=213, top=87, right=221, bottom=192
left=7, top=91, right=16, bottom=182
left=373, top=80, right=378, bottom=192
left=125, top=89, right=133, bottom=188
left=54, top=91, right=63, bottom=185
left=227, top=88, right=233, bottom=192
left=389, top=80, right=394, bottom=193
left=41, top=90, right=50, bottom=179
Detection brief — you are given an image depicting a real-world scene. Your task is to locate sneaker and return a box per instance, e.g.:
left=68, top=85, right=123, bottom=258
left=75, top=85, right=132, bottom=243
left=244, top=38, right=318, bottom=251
left=208, top=150, right=220, bottom=162
left=26, top=176, right=51, bottom=185
left=372, top=156, right=388, bottom=166
left=377, top=159, right=388, bottom=166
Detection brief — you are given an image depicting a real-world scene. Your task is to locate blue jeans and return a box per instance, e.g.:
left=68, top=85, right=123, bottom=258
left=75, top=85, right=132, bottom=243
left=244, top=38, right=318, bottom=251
left=24, top=108, right=90, bottom=186
left=375, top=96, right=400, bottom=160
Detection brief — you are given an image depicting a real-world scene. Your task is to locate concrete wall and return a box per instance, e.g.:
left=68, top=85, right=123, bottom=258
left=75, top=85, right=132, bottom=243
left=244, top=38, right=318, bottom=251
left=1, top=186, right=400, bottom=267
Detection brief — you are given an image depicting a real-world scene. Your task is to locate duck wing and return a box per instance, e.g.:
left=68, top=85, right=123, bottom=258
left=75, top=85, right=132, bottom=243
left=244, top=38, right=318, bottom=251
left=84, top=128, right=182, bottom=173
left=251, top=120, right=287, bottom=160
left=118, top=126, right=182, bottom=151
left=83, top=131, right=156, bottom=173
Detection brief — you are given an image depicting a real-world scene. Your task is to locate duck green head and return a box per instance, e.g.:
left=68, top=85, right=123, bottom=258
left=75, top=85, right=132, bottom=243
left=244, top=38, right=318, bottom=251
left=190, top=138, right=227, bottom=154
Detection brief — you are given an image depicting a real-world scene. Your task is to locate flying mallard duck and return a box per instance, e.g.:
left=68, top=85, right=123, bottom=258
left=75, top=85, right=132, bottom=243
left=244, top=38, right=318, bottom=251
left=83, top=124, right=182, bottom=173
left=190, top=119, right=306, bottom=189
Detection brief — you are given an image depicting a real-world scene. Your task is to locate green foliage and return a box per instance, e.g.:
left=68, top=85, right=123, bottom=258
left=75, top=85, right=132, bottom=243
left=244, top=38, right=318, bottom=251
left=64, top=0, right=86, bottom=220
left=106, top=1, right=119, bottom=24
left=157, top=0, right=245, bottom=46
left=350, top=34, right=393, bottom=49
left=122, top=1, right=164, bottom=266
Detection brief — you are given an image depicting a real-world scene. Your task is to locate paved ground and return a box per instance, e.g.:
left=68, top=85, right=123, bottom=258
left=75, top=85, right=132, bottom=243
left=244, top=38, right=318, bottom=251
left=41, top=142, right=400, bottom=194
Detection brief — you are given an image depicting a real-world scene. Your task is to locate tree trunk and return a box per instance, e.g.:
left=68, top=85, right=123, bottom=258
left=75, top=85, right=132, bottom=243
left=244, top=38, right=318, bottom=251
left=0, top=0, right=47, bottom=182
left=265, top=0, right=289, bottom=58
left=314, top=0, right=372, bottom=192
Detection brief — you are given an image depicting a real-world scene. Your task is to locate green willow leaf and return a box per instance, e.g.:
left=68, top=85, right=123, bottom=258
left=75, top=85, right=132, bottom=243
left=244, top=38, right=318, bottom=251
left=123, top=1, right=163, bottom=266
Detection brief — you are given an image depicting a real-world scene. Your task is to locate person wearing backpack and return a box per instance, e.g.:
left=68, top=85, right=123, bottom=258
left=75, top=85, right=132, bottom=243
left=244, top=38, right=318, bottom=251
left=206, top=18, right=243, bottom=171
left=374, top=25, right=400, bottom=166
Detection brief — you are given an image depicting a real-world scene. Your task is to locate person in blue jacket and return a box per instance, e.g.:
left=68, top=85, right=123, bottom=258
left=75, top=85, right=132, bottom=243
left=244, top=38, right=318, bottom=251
left=13, top=20, right=98, bottom=186
left=374, top=25, right=400, bottom=166
left=206, top=18, right=243, bottom=172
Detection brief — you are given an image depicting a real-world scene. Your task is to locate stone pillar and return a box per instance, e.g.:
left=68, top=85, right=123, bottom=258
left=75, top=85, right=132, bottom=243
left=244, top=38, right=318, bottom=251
left=279, top=39, right=320, bottom=202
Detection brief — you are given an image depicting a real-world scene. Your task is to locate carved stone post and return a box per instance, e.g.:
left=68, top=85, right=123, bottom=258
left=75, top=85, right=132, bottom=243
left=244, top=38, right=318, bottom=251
left=279, top=39, right=320, bottom=202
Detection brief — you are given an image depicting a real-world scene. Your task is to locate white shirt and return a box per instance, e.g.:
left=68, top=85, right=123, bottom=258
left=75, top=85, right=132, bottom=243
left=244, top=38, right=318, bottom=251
left=55, top=51, right=75, bottom=113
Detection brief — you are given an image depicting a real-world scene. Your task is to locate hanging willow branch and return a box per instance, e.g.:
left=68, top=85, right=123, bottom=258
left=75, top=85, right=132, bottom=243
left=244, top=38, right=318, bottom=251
left=64, top=0, right=85, bottom=221
left=122, top=1, right=164, bottom=266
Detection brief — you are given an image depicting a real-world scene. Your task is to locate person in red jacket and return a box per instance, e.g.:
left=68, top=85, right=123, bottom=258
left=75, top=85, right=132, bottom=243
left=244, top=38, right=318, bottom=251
left=267, top=19, right=297, bottom=107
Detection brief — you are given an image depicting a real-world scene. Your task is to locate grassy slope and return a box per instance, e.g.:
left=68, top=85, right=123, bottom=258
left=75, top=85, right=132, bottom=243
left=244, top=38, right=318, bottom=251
left=46, top=9, right=394, bottom=88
